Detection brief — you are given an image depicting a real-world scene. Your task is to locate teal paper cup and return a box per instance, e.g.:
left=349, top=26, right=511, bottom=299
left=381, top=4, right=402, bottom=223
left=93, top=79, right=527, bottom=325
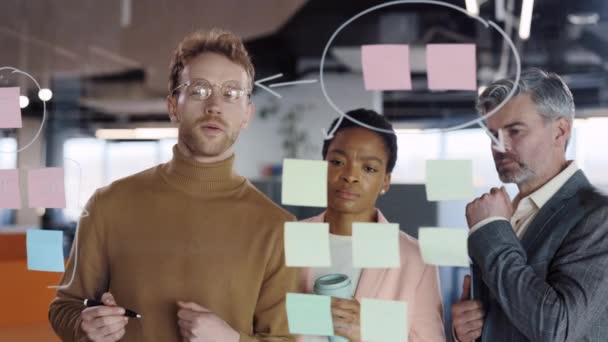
left=314, top=274, right=352, bottom=342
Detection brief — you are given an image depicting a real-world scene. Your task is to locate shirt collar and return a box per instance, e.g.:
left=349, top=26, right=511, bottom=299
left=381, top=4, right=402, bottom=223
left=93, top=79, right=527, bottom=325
left=527, top=160, right=579, bottom=209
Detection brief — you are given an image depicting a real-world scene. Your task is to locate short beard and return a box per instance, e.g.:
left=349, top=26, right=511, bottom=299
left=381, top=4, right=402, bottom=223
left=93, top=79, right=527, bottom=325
left=498, top=162, right=536, bottom=185
left=180, top=125, right=238, bottom=158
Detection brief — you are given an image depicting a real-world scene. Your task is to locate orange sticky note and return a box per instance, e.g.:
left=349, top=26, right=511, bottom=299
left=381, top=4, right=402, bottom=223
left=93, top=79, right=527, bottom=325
left=27, top=167, right=66, bottom=208
left=0, top=169, right=22, bottom=209
left=362, top=45, right=412, bottom=91
left=0, top=87, right=23, bottom=128
left=426, top=44, right=477, bottom=91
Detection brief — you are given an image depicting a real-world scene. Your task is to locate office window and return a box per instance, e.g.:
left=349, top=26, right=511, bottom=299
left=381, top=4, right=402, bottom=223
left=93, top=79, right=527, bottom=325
left=392, top=131, right=441, bottom=184
left=0, top=138, right=17, bottom=168
left=159, top=138, right=177, bottom=163
left=106, top=141, right=158, bottom=181
left=63, top=138, right=104, bottom=221
left=393, top=122, right=608, bottom=188
left=393, top=128, right=502, bottom=186
left=0, top=138, right=18, bottom=225
left=573, top=118, right=608, bottom=185
left=443, top=129, right=501, bottom=187
left=63, top=138, right=177, bottom=221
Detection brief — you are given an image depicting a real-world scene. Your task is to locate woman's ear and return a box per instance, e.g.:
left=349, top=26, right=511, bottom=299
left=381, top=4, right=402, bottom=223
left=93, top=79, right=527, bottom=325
left=381, top=173, right=392, bottom=195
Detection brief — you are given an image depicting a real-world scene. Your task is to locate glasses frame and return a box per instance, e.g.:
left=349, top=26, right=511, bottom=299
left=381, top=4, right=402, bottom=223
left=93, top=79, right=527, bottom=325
left=170, top=79, right=252, bottom=103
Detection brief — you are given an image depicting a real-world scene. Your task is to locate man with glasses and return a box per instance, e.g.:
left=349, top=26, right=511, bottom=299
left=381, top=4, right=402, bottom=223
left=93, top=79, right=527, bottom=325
left=49, top=28, right=299, bottom=342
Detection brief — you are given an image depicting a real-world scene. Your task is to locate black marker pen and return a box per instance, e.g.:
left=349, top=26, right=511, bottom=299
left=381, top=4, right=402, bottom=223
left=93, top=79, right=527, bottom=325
left=84, top=299, right=142, bottom=318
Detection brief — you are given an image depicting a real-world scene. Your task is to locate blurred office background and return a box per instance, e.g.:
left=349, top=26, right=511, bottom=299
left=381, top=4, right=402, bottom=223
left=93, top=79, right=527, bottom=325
left=1, top=0, right=607, bottom=340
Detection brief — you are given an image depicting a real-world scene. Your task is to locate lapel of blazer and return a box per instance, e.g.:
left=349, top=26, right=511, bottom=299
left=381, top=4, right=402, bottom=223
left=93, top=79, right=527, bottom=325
left=354, top=268, right=387, bottom=300
left=521, top=170, right=590, bottom=254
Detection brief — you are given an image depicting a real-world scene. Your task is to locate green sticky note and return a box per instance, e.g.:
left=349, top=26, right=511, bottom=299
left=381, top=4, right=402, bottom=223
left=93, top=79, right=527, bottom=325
left=361, top=298, right=408, bottom=342
left=284, top=222, right=331, bottom=267
left=425, top=160, right=474, bottom=201
left=286, top=293, right=334, bottom=336
left=418, top=227, right=469, bottom=267
left=281, top=159, right=327, bottom=207
left=352, top=223, right=400, bottom=268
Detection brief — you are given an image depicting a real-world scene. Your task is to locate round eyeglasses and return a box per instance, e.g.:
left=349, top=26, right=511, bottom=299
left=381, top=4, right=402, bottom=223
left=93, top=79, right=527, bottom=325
left=171, top=79, right=251, bottom=103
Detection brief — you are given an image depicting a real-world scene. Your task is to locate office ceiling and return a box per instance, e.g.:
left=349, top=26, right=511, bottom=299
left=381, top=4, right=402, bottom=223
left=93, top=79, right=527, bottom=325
left=1, top=0, right=607, bottom=122
left=0, top=0, right=306, bottom=94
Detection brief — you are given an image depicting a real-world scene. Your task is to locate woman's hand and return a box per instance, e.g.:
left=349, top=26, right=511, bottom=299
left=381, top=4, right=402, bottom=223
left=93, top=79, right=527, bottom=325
left=331, top=297, right=361, bottom=341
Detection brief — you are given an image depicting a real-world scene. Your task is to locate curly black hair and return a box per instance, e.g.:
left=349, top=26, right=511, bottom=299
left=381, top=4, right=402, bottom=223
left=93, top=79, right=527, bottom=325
left=322, top=108, right=398, bottom=173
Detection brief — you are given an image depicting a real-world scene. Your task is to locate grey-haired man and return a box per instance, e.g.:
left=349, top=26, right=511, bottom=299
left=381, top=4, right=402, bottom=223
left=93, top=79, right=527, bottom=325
left=452, top=68, right=608, bottom=341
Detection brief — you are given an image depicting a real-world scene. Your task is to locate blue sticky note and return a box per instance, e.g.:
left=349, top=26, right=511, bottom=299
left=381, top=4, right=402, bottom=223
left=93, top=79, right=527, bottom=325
left=26, top=229, right=65, bottom=272
left=286, top=293, right=334, bottom=336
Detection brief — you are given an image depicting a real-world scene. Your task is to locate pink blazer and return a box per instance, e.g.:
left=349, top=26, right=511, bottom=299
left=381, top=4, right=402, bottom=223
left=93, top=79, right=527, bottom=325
left=298, top=210, right=445, bottom=342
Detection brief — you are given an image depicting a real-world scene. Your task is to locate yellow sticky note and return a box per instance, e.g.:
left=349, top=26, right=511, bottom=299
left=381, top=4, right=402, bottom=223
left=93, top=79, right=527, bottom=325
left=425, top=160, right=474, bottom=201
left=418, top=227, right=469, bottom=267
left=281, top=159, right=327, bottom=207
left=284, top=222, right=331, bottom=267
left=352, top=223, right=400, bottom=268
left=361, top=299, right=408, bottom=342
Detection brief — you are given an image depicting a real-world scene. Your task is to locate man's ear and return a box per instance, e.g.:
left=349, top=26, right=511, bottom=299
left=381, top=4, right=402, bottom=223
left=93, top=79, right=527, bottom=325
left=167, top=95, right=179, bottom=123
left=241, top=102, right=255, bottom=129
left=554, top=117, right=571, bottom=150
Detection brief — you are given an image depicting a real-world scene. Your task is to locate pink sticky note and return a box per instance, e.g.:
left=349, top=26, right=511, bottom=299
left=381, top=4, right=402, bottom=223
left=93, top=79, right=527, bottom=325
left=27, top=167, right=66, bottom=208
left=0, top=169, right=22, bottom=209
left=426, top=44, right=477, bottom=91
left=0, top=87, right=23, bottom=128
left=362, top=45, right=412, bottom=91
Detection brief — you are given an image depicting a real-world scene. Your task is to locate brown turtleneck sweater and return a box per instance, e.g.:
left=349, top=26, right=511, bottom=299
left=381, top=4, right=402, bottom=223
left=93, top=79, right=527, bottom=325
left=49, top=146, right=298, bottom=341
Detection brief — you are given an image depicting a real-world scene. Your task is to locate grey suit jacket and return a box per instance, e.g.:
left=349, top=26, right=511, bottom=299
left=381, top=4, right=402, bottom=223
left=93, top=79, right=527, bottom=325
left=469, top=170, right=608, bottom=342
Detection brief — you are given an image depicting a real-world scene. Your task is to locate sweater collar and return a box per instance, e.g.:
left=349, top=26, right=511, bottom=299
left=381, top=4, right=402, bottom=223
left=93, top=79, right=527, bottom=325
left=160, top=145, right=245, bottom=194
